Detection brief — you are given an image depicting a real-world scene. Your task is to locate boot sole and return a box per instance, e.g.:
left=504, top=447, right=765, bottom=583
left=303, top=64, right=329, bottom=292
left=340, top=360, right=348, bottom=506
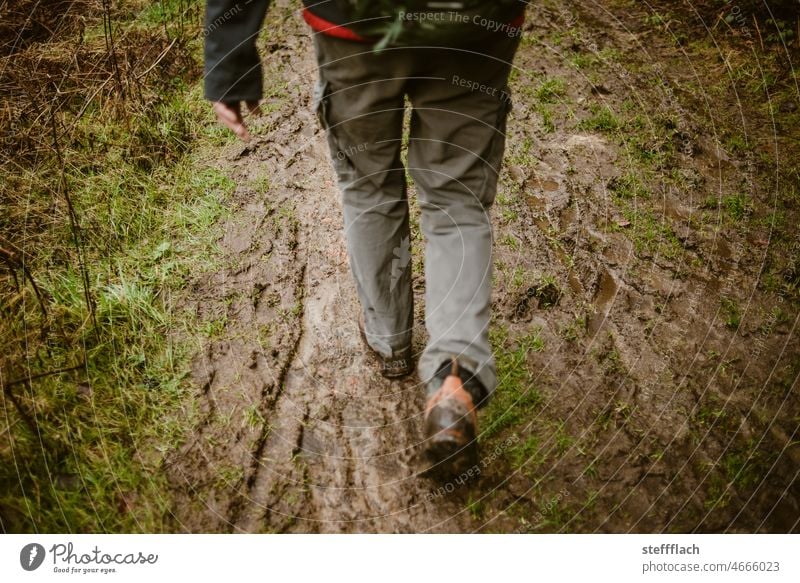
left=357, top=316, right=413, bottom=378
left=423, top=433, right=479, bottom=478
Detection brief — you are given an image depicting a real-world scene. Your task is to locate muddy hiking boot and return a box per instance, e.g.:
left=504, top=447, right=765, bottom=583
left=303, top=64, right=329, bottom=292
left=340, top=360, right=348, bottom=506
left=422, top=358, right=487, bottom=477
left=358, top=314, right=413, bottom=378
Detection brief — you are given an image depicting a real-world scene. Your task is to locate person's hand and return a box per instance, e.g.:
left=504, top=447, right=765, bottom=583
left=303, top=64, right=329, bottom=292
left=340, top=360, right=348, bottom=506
left=212, top=100, right=261, bottom=142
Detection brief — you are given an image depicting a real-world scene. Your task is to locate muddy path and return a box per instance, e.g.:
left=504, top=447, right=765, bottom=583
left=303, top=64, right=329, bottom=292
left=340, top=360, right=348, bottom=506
left=165, top=0, right=799, bottom=532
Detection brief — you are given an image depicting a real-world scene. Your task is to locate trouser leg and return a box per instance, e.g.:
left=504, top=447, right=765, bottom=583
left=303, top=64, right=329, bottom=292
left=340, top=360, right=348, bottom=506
left=406, top=36, right=520, bottom=395
left=312, top=35, right=413, bottom=357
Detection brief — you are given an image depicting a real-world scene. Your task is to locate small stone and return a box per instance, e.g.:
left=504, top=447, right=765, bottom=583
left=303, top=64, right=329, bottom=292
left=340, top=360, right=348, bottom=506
left=509, top=165, right=528, bottom=185
left=76, top=383, right=92, bottom=398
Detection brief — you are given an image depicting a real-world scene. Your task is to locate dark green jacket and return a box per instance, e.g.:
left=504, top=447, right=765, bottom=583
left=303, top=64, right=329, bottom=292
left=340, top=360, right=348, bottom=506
left=205, top=0, right=369, bottom=101
left=204, top=0, right=270, bottom=102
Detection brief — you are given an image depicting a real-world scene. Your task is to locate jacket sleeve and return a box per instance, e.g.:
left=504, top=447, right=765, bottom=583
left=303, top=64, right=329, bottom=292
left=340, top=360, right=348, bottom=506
left=204, top=0, right=271, bottom=102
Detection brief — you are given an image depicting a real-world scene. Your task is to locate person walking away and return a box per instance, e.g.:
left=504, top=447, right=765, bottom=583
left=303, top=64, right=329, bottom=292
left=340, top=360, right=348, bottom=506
left=204, top=0, right=524, bottom=474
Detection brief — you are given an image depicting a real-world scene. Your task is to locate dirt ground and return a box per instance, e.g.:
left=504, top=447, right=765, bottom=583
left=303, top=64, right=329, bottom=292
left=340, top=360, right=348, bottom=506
left=164, top=0, right=800, bottom=533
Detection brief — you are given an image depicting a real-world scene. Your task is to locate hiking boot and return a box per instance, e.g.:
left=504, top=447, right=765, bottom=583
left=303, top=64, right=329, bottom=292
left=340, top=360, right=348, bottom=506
left=422, top=359, right=487, bottom=475
left=358, top=314, right=413, bottom=378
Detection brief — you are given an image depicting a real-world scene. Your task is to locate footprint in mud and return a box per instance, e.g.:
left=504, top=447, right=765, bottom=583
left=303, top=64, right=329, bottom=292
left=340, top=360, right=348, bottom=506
left=588, top=268, right=620, bottom=336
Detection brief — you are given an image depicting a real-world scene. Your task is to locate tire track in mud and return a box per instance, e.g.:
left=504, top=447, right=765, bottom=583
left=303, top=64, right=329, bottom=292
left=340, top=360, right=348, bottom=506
left=165, top=171, right=307, bottom=532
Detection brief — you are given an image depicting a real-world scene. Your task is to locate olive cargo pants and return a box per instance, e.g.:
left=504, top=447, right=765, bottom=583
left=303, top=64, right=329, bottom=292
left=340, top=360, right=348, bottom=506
left=312, top=33, right=520, bottom=395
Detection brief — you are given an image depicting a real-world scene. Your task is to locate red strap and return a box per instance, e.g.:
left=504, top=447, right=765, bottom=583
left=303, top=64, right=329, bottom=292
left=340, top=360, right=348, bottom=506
left=303, top=8, right=526, bottom=43
left=302, top=8, right=367, bottom=42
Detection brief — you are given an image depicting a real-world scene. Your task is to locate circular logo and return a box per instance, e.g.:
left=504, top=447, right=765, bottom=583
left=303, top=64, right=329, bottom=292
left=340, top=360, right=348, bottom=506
left=20, top=543, right=46, bottom=571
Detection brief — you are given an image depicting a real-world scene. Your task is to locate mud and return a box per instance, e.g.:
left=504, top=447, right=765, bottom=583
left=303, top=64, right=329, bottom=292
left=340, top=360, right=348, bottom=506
left=165, top=0, right=799, bottom=532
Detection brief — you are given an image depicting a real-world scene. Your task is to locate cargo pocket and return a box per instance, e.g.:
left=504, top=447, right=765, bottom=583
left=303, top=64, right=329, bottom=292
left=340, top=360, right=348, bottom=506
left=313, top=78, right=331, bottom=131
left=313, top=77, right=357, bottom=185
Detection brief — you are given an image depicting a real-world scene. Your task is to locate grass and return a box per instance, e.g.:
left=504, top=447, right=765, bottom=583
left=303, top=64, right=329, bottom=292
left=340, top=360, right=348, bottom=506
left=500, top=234, right=521, bottom=250
left=578, top=104, right=621, bottom=133
left=466, top=495, right=484, bottom=520
left=510, top=75, right=566, bottom=135
left=504, top=434, right=550, bottom=482
left=508, top=266, right=528, bottom=291
left=480, top=326, right=545, bottom=441
left=704, top=439, right=776, bottom=512
left=643, top=11, right=670, bottom=27
left=606, top=168, right=684, bottom=260
left=720, top=297, right=742, bottom=329
left=535, top=77, right=567, bottom=104
left=553, top=421, right=574, bottom=455
left=1, top=134, right=235, bottom=533
left=505, top=133, right=535, bottom=168
left=502, top=419, right=575, bottom=480
left=722, top=194, right=753, bottom=222
left=559, top=312, right=587, bottom=342
left=3, top=0, right=797, bottom=536
left=474, top=336, right=579, bottom=524
left=615, top=205, right=684, bottom=260
left=0, top=0, right=239, bottom=533
left=701, top=193, right=755, bottom=225
left=537, top=105, right=556, bottom=133
left=570, top=52, right=596, bottom=69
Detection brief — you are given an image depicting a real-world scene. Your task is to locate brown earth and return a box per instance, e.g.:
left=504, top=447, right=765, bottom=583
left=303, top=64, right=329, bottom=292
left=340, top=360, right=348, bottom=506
left=164, top=0, right=800, bottom=533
